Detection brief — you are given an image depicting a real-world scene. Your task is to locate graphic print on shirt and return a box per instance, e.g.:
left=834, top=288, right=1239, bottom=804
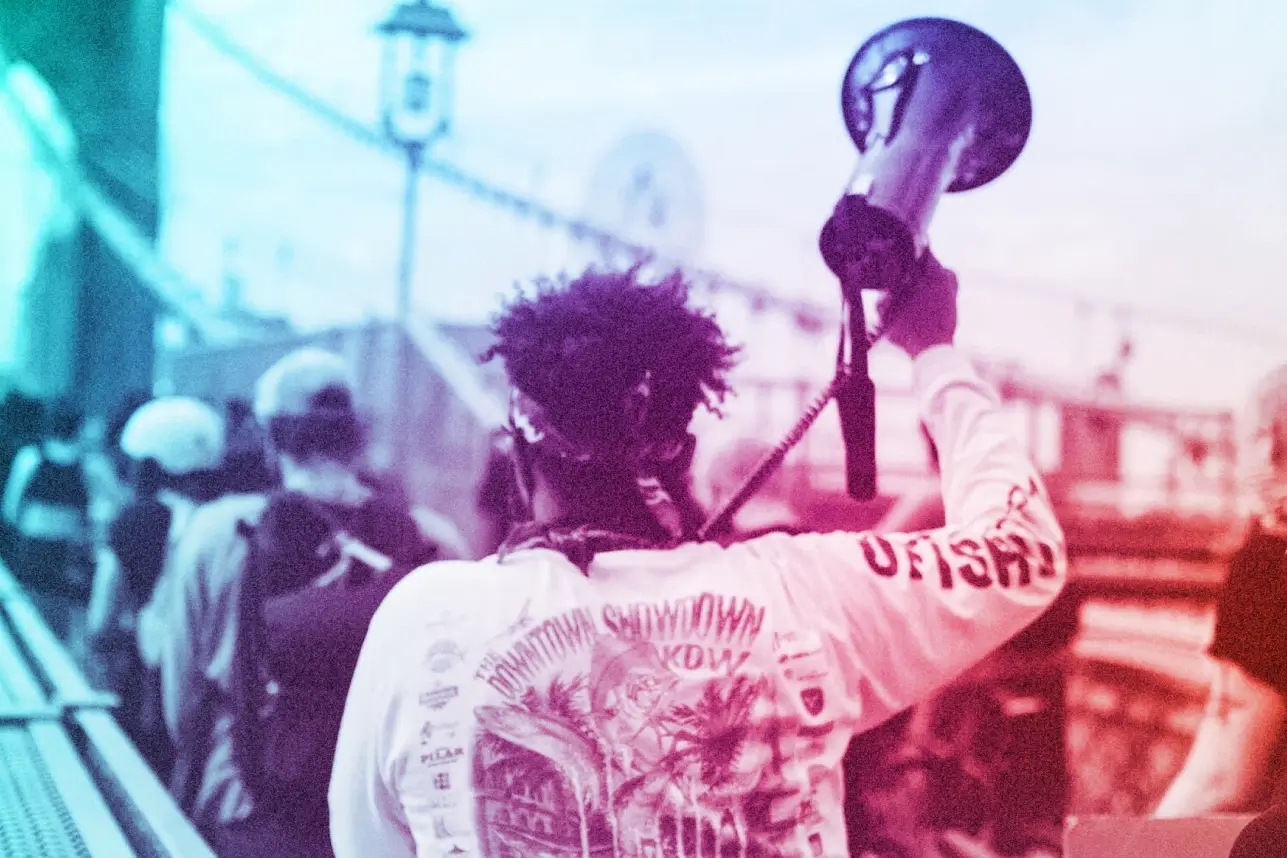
left=470, top=592, right=823, bottom=858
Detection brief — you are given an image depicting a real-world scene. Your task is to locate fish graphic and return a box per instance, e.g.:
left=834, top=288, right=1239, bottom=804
left=506, top=599, right=536, bottom=635
left=475, top=705, right=604, bottom=810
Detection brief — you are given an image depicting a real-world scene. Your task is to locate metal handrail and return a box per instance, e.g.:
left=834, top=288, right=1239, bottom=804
left=0, top=584, right=121, bottom=710
left=72, top=709, right=218, bottom=858
left=0, top=597, right=137, bottom=856
left=0, top=562, right=216, bottom=858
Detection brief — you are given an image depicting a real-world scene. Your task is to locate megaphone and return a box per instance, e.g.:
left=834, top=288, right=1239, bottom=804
left=698, top=18, right=1032, bottom=538
left=822, top=17, right=1032, bottom=501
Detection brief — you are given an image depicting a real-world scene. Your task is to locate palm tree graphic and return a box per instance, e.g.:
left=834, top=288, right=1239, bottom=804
left=661, top=676, right=768, bottom=858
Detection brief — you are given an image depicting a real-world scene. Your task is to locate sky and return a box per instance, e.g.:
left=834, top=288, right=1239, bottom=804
left=0, top=0, right=1274, bottom=424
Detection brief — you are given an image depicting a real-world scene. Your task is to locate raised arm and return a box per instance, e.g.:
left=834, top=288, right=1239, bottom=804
left=765, top=256, right=1067, bottom=732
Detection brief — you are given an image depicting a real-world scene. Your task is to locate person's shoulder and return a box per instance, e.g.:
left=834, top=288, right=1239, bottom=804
left=378, top=553, right=560, bottom=617
left=710, top=528, right=857, bottom=582
left=721, top=529, right=815, bottom=560
left=585, top=538, right=789, bottom=586
left=387, top=558, right=496, bottom=602
left=150, top=495, right=269, bottom=602
left=366, top=558, right=500, bottom=644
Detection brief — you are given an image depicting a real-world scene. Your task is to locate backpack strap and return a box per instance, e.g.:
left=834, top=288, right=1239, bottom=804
left=309, top=531, right=393, bottom=589
left=229, top=516, right=272, bottom=803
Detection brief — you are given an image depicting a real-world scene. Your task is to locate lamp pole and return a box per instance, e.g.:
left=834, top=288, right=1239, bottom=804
left=394, top=147, right=420, bottom=477
left=376, top=0, right=467, bottom=474
left=396, top=142, right=425, bottom=328
left=377, top=0, right=467, bottom=326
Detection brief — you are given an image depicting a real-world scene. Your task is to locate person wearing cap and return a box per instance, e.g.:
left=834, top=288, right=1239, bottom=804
left=124, top=397, right=230, bottom=662
left=328, top=264, right=1068, bottom=858
left=83, top=396, right=226, bottom=776
left=1156, top=363, right=1287, bottom=818
left=145, top=347, right=438, bottom=858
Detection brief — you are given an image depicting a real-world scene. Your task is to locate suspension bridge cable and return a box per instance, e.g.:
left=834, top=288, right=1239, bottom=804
left=169, top=0, right=1287, bottom=352
left=1, top=39, right=507, bottom=428
left=166, top=0, right=834, bottom=332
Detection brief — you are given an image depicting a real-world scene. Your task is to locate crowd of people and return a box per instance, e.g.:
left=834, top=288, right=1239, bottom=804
left=0, top=351, right=474, bottom=855
left=1, top=256, right=1283, bottom=858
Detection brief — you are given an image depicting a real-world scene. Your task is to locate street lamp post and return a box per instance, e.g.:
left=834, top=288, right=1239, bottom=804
left=375, top=0, right=467, bottom=474
left=376, top=0, right=468, bottom=328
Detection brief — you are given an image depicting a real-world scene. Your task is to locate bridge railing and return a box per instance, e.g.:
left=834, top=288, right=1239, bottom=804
left=728, top=368, right=1242, bottom=530
left=0, top=562, right=215, bottom=858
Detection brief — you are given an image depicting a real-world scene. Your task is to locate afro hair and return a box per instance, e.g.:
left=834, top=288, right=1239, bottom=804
left=484, top=267, right=740, bottom=453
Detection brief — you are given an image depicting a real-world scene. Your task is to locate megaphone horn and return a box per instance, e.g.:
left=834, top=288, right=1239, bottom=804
left=824, top=17, right=1033, bottom=293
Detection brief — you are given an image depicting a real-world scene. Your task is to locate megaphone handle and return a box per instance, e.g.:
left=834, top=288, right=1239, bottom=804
left=837, top=297, right=879, bottom=501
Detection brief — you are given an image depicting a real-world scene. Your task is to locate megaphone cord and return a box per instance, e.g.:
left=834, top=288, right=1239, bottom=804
left=696, top=269, right=916, bottom=540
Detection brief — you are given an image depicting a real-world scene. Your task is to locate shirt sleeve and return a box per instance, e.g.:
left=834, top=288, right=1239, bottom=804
left=329, top=584, right=419, bottom=858
left=765, top=344, right=1068, bottom=732
left=149, top=506, right=243, bottom=743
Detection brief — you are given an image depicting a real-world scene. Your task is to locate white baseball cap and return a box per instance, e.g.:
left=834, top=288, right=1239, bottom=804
left=120, top=396, right=226, bottom=476
left=253, top=348, right=356, bottom=423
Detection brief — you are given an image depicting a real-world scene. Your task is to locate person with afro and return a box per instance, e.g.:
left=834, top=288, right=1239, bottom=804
left=330, top=263, right=1068, bottom=858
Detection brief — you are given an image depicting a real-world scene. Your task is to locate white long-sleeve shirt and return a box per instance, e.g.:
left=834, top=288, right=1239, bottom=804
left=329, top=345, right=1068, bottom=858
